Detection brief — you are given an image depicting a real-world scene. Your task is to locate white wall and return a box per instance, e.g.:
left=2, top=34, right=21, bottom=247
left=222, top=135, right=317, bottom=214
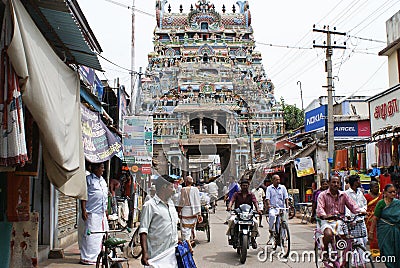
left=388, top=51, right=399, bottom=87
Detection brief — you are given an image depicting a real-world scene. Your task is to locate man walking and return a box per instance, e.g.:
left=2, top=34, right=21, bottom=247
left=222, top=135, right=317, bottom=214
left=139, top=175, right=179, bottom=267
left=178, top=176, right=201, bottom=247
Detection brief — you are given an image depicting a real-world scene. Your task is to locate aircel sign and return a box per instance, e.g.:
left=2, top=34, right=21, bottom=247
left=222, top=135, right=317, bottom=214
left=305, top=105, right=327, bottom=133
left=334, top=120, right=371, bottom=140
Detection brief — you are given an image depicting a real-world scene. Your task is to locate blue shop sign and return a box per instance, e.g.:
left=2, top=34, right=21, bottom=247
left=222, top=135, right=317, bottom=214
left=305, top=105, right=327, bottom=132
left=334, top=121, right=358, bottom=136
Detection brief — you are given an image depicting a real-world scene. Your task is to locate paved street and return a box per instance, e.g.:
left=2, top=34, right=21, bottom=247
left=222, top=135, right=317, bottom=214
left=41, top=204, right=385, bottom=267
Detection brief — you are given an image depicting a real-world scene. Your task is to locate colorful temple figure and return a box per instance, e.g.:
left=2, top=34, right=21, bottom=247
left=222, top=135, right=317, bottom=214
left=142, top=0, right=283, bottom=176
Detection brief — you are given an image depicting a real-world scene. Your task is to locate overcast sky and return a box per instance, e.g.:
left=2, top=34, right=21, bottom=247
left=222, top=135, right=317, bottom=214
left=78, top=0, right=400, bottom=109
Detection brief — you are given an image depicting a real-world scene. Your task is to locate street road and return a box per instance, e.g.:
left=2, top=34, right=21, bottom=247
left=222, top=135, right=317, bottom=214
left=41, top=203, right=385, bottom=267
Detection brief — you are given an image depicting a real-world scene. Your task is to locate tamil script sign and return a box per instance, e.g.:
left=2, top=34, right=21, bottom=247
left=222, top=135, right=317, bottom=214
left=81, top=104, right=122, bottom=163
left=369, top=87, right=400, bottom=134
left=294, top=157, right=315, bottom=177
left=305, top=105, right=327, bottom=133
left=123, top=116, right=153, bottom=165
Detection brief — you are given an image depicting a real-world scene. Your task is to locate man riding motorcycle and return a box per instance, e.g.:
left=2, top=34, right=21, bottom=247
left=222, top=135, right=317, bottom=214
left=226, top=178, right=262, bottom=249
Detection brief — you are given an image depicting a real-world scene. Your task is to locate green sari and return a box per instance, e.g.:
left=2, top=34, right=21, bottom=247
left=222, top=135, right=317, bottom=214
left=375, top=198, right=400, bottom=268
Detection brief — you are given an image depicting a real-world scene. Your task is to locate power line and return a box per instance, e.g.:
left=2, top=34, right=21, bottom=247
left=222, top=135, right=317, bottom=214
left=96, top=53, right=139, bottom=74
left=255, top=41, right=312, bottom=50
left=350, top=0, right=399, bottom=34
left=347, top=35, right=386, bottom=43
left=103, top=0, right=155, bottom=17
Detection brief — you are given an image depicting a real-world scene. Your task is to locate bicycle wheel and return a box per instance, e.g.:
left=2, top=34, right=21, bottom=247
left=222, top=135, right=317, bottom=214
left=280, top=222, right=291, bottom=258
left=96, top=252, right=110, bottom=268
left=344, top=245, right=375, bottom=268
left=129, top=228, right=142, bottom=259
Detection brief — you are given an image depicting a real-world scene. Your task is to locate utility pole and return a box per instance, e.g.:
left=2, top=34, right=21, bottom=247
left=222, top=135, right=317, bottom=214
left=313, top=26, right=346, bottom=177
left=297, top=81, right=304, bottom=112
left=130, top=0, right=136, bottom=115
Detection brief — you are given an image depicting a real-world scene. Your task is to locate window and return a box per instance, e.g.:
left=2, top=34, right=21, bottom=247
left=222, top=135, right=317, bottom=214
left=201, top=22, right=208, bottom=30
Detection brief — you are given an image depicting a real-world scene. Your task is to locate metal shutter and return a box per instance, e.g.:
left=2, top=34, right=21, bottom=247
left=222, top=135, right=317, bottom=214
left=57, top=193, right=77, bottom=237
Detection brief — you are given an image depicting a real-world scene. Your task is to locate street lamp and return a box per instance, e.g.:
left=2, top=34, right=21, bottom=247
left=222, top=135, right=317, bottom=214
left=297, top=81, right=304, bottom=112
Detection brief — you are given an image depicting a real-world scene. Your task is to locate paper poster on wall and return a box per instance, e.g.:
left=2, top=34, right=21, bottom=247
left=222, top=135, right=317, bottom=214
left=294, top=157, right=315, bottom=177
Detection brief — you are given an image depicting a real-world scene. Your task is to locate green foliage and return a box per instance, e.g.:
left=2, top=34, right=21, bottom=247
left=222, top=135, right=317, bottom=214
left=281, top=97, right=304, bottom=131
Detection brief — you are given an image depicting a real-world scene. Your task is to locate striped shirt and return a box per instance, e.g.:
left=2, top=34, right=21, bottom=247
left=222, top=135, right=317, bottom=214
left=316, top=188, right=362, bottom=218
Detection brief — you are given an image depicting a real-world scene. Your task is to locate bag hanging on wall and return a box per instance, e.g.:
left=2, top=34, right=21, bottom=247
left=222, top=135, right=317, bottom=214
left=176, top=240, right=196, bottom=268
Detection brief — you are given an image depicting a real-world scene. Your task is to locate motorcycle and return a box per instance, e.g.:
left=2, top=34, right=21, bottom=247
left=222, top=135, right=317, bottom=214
left=228, top=204, right=258, bottom=264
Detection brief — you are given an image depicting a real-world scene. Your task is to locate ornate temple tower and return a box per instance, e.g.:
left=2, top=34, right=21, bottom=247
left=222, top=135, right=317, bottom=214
left=139, top=0, right=283, bottom=181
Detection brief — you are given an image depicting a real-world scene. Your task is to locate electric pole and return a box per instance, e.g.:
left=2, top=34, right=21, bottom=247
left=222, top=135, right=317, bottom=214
left=313, top=26, right=346, bottom=177
left=130, top=0, right=136, bottom=115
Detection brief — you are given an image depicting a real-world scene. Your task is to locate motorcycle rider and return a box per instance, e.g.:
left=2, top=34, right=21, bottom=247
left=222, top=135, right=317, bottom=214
left=226, top=178, right=262, bottom=249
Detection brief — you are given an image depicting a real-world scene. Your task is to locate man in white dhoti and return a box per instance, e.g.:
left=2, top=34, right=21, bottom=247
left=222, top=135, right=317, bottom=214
left=178, top=176, right=201, bottom=248
left=139, top=175, right=179, bottom=267
left=78, top=162, right=109, bottom=265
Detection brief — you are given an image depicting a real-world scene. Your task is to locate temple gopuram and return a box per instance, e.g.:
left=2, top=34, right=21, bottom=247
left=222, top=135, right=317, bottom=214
left=138, top=0, right=284, bottom=181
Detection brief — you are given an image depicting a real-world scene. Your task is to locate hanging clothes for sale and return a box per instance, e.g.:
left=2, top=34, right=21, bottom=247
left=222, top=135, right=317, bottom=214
left=377, top=139, right=391, bottom=167
left=334, top=149, right=348, bottom=170
left=0, top=3, right=28, bottom=166
left=366, top=142, right=378, bottom=169
left=392, top=138, right=399, bottom=167
left=358, top=152, right=366, bottom=171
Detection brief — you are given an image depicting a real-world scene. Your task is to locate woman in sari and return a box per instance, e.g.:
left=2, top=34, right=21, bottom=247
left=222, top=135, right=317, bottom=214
left=369, top=184, right=400, bottom=268
left=364, top=181, right=381, bottom=257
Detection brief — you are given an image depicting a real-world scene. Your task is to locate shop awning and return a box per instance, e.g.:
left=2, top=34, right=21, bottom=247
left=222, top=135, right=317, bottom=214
left=20, top=0, right=102, bottom=70
left=8, top=0, right=87, bottom=199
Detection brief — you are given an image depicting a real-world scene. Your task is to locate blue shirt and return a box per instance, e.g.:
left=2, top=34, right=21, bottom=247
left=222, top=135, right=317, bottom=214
left=266, top=184, right=288, bottom=208
left=85, top=173, right=108, bottom=214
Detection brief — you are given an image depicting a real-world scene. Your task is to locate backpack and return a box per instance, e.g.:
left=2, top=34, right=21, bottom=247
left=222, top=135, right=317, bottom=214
left=175, top=241, right=196, bottom=268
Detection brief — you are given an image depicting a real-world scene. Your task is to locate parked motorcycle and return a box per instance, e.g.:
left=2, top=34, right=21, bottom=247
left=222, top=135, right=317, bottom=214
left=288, top=195, right=296, bottom=219
left=228, top=204, right=258, bottom=264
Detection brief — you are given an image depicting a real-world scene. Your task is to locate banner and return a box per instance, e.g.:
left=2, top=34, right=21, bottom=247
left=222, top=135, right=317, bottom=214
left=294, top=157, right=315, bottom=177
left=334, top=120, right=371, bottom=140
left=81, top=104, right=122, bottom=163
left=123, top=115, right=153, bottom=165
left=305, top=105, right=327, bottom=133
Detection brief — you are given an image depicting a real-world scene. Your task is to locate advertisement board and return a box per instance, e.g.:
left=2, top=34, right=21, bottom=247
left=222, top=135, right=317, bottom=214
left=334, top=120, right=371, bottom=140
left=294, top=157, right=315, bottom=177
left=305, top=105, right=327, bottom=133
left=369, top=87, right=400, bottom=134
left=123, top=116, right=153, bottom=165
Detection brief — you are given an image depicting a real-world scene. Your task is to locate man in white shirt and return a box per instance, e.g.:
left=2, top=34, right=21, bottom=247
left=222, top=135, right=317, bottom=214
left=178, top=176, right=201, bottom=246
left=252, top=185, right=266, bottom=227
left=206, top=180, right=219, bottom=207
left=345, top=175, right=367, bottom=247
left=139, top=175, right=179, bottom=267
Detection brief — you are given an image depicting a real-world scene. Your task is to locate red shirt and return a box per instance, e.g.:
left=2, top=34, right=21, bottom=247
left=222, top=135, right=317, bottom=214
left=317, top=188, right=362, bottom=217
left=231, top=191, right=258, bottom=209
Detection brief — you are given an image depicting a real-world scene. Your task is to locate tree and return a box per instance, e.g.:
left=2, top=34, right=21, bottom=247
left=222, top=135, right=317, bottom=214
left=281, top=97, right=304, bottom=131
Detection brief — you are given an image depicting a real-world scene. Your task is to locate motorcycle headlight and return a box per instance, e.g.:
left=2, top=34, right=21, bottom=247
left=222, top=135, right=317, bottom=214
left=240, top=212, right=252, bottom=220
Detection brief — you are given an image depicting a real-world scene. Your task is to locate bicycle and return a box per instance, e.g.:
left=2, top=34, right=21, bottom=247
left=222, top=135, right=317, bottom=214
left=87, top=226, right=131, bottom=268
left=313, top=214, right=375, bottom=268
left=268, top=207, right=291, bottom=258
left=128, top=227, right=142, bottom=259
